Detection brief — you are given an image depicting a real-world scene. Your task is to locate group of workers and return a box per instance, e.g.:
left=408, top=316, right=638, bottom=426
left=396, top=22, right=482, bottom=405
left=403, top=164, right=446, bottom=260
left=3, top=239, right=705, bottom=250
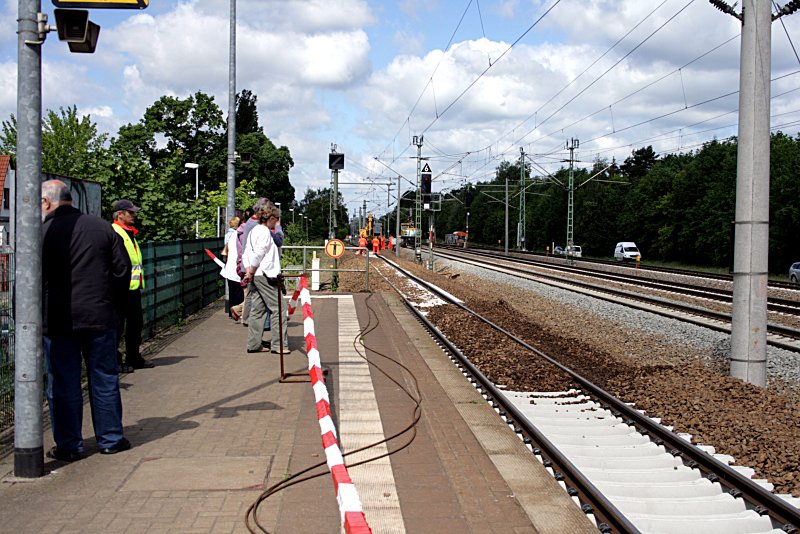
left=357, top=234, right=394, bottom=255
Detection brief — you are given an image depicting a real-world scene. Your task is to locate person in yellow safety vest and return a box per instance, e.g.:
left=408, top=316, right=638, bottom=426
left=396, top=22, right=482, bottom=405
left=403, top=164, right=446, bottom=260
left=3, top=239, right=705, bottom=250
left=358, top=235, right=367, bottom=255
left=372, top=235, right=380, bottom=255
left=112, top=199, right=154, bottom=373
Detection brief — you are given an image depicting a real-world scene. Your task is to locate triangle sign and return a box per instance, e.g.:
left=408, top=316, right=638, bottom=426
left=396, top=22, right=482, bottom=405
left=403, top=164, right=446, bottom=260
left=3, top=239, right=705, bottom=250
left=421, top=163, right=431, bottom=173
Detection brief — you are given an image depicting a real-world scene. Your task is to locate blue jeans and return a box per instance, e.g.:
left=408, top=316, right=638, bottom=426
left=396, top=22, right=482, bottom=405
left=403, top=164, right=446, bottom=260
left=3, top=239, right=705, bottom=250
left=44, top=329, right=125, bottom=452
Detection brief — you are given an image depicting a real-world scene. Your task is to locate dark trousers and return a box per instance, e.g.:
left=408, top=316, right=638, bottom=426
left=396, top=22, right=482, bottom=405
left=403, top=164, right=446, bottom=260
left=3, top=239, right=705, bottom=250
left=44, top=329, right=125, bottom=451
left=117, top=289, right=143, bottom=366
left=227, top=278, right=244, bottom=315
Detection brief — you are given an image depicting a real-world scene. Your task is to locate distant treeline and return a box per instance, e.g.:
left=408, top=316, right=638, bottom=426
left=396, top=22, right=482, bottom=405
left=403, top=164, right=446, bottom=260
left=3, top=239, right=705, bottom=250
left=430, top=134, right=799, bottom=273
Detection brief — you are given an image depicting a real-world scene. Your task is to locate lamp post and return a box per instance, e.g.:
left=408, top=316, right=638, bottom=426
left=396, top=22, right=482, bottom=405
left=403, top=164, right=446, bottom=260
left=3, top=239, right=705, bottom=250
left=304, top=215, right=309, bottom=243
left=289, top=208, right=295, bottom=224
left=185, top=162, right=200, bottom=238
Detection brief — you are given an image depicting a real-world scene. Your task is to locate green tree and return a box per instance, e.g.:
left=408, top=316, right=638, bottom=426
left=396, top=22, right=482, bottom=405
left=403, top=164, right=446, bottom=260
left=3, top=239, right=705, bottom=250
left=236, top=89, right=262, bottom=135
left=0, top=107, right=108, bottom=180
left=295, top=187, right=348, bottom=242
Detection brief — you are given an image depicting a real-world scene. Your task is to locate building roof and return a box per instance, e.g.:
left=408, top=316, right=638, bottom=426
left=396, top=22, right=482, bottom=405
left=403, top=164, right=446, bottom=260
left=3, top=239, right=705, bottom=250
left=0, top=155, right=9, bottom=195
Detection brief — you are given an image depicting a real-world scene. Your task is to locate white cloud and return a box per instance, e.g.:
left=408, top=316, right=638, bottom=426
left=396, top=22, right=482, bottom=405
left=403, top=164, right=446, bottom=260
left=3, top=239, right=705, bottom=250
left=0, top=60, right=15, bottom=115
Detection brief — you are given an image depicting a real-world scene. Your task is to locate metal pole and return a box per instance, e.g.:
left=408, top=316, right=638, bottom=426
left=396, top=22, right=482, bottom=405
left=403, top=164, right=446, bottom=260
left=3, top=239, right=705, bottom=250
left=225, top=0, right=236, bottom=236
left=518, top=147, right=525, bottom=250
left=566, top=138, right=578, bottom=264
left=413, top=136, right=423, bottom=262
left=194, top=167, right=199, bottom=239
left=395, top=175, right=400, bottom=257
left=465, top=211, right=469, bottom=249
left=731, top=0, right=770, bottom=387
left=505, top=175, right=509, bottom=256
left=14, top=0, right=44, bottom=478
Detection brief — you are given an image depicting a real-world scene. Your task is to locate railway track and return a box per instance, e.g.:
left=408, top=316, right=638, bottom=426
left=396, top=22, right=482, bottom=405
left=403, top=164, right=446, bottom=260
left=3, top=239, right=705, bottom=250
left=429, top=247, right=800, bottom=353
left=446, top=245, right=800, bottom=292
left=372, top=254, right=800, bottom=533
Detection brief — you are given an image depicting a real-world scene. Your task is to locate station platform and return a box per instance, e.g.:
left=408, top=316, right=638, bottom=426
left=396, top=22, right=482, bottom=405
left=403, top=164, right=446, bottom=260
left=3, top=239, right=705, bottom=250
left=0, top=290, right=593, bottom=533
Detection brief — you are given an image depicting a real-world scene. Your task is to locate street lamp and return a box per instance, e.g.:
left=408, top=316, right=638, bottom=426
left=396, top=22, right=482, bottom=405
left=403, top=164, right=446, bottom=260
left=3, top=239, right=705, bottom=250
left=185, top=162, right=200, bottom=239
left=289, top=208, right=295, bottom=224
left=304, top=215, right=309, bottom=243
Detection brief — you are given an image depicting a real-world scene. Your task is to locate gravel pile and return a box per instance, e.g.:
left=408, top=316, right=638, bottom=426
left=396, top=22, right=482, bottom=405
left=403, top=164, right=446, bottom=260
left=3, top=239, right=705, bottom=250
left=337, top=252, right=800, bottom=497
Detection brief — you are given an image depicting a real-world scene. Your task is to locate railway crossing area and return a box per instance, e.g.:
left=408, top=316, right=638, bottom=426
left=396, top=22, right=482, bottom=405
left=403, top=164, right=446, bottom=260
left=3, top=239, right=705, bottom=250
left=0, top=290, right=591, bottom=533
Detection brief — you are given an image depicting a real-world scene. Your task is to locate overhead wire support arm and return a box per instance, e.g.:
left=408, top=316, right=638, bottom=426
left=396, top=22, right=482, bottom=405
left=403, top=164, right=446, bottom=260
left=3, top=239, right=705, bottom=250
left=708, top=0, right=743, bottom=20
left=773, top=0, right=800, bottom=19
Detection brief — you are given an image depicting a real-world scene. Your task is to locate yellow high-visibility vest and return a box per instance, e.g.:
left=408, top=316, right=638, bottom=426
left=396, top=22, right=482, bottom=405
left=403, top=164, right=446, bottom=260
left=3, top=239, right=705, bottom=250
left=113, top=223, right=144, bottom=290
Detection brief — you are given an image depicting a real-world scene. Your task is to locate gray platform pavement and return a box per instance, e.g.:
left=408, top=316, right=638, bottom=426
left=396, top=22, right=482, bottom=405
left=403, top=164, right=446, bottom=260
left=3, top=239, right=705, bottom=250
left=0, top=291, right=593, bottom=533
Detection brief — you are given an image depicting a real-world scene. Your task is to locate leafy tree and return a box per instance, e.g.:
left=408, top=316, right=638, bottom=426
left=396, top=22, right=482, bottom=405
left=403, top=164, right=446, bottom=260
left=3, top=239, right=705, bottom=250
left=0, top=107, right=108, bottom=180
left=236, top=89, right=262, bottom=135
left=236, top=131, right=295, bottom=206
left=620, top=146, right=658, bottom=183
left=295, top=187, right=348, bottom=242
left=0, top=115, right=17, bottom=164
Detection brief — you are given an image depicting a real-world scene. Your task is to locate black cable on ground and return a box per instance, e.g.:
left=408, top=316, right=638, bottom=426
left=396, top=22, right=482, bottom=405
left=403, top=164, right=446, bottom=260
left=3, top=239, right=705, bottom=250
left=245, top=288, right=425, bottom=533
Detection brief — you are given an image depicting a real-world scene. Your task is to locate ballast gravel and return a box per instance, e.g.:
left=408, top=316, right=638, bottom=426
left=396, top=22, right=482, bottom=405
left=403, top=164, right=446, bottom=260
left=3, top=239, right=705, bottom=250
left=336, top=251, right=800, bottom=497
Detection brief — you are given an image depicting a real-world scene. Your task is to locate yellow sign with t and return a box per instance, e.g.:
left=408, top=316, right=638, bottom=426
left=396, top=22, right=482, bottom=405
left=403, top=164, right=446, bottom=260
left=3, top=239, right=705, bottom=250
left=52, top=0, right=148, bottom=8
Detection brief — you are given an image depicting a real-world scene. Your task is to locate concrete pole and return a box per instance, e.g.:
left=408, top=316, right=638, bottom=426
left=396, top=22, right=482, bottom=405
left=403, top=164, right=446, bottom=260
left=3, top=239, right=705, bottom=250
left=731, top=0, right=770, bottom=387
left=225, top=0, right=236, bottom=228
left=14, top=0, right=45, bottom=478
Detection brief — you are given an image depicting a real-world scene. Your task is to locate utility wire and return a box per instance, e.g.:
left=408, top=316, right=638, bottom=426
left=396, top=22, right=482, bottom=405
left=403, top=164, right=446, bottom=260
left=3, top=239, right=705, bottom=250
left=420, top=0, right=563, bottom=134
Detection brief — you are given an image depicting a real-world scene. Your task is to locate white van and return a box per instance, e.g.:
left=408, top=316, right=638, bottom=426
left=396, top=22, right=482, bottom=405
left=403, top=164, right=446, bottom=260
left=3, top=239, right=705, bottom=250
left=614, top=242, right=640, bottom=262
left=565, top=245, right=582, bottom=258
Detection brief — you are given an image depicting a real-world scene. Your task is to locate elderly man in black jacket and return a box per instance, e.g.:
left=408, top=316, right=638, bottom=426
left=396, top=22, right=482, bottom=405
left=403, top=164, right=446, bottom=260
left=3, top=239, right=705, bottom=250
left=41, top=180, right=133, bottom=461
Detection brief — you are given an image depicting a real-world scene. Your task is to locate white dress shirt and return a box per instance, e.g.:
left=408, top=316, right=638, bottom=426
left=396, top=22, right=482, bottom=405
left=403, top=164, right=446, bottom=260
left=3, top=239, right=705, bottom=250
left=243, top=224, right=281, bottom=278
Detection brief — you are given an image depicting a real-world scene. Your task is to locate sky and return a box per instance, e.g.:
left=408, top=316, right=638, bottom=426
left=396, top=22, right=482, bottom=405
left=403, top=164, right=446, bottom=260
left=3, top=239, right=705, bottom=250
left=2, top=0, right=800, bottom=219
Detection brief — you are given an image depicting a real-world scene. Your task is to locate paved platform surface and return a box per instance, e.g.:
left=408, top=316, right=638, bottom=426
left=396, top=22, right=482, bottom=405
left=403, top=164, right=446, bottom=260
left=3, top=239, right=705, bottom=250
left=0, top=291, right=593, bottom=533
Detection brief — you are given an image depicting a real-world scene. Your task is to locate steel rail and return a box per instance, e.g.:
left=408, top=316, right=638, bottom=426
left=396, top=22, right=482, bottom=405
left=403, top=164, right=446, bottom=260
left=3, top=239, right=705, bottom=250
left=379, top=255, right=800, bottom=532
left=377, top=256, right=638, bottom=533
left=442, top=244, right=800, bottom=292
left=432, top=248, right=800, bottom=349
left=445, top=247, right=800, bottom=314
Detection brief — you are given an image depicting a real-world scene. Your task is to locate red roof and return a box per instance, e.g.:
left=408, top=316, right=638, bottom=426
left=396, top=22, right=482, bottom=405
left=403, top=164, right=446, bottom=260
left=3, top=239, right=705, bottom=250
left=0, top=155, right=10, bottom=207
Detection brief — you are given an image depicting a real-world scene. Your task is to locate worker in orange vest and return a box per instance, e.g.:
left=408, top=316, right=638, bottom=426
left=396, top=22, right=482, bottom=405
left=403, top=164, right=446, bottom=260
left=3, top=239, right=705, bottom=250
left=380, top=234, right=386, bottom=250
left=358, top=235, right=367, bottom=255
left=372, top=235, right=380, bottom=255
left=388, top=235, right=394, bottom=251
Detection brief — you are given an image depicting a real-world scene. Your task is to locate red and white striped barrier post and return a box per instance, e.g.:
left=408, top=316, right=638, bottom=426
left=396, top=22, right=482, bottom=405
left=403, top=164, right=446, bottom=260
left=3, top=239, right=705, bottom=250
left=298, top=275, right=372, bottom=533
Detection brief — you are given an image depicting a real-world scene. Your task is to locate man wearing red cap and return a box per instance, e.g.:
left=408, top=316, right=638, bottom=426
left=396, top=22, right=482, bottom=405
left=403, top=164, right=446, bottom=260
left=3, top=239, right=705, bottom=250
left=112, top=199, right=153, bottom=373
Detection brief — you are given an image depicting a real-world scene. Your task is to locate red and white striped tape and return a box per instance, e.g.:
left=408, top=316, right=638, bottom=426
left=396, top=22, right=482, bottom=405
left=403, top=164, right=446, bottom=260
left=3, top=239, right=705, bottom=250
left=203, top=248, right=225, bottom=269
left=298, top=275, right=372, bottom=534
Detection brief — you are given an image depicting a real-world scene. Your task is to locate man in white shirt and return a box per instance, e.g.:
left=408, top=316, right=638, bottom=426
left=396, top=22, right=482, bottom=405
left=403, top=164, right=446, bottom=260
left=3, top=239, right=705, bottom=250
left=241, top=203, right=289, bottom=354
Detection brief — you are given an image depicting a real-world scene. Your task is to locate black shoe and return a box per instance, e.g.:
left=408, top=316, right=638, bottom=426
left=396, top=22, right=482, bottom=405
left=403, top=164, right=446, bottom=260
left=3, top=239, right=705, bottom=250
left=119, top=364, right=135, bottom=374
left=47, top=446, right=83, bottom=463
left=100, top=438, right=131, bottom=455
left=131, top=360, right=155, bottom=369
left=261, top=340, right=270, bottom=348
left=247, top=347, right=268, bottom=353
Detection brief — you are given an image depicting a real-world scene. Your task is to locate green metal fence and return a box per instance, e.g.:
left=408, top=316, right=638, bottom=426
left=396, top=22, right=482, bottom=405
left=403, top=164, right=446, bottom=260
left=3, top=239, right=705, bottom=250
left=140, top=238, right=225, bottom=338
left=0, top=249, right=14, bottom=435
left=0, top=237, right=225, bottom=432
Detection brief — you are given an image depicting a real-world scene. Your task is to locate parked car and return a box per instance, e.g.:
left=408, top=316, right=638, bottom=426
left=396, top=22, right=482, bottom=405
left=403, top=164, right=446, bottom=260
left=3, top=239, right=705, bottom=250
left=614, top=241, right=641, bottom=262
left=790, top=262, right=800, bottom=283
left=565, top=245, right=582, bottom=258
left=554, top=246, right=564, bottom=255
